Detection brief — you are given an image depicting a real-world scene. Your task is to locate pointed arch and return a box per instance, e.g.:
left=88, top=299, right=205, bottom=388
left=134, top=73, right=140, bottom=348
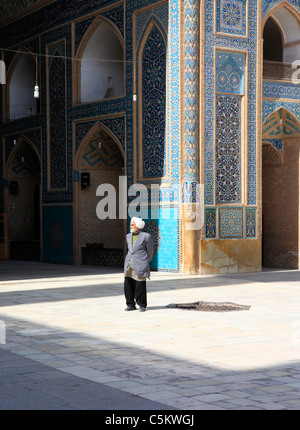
left=262, top=103, right=300, bottom=269
left=73, top=120, right=125, bottom=265
left=75, top=120, right=125, bottom=170
left=5, top=134, right=41, bottom=260
left=6, top=47, right=39, bottom=121
left=262, top=2, right=300, bottom=64
left=262, top=107, right=300, bottom=139
left=262, top=140, right=283, bottom=165
left=137, top=19, right=167, bottom=180
left=262, top=1, right=300, bottom=32
left=74, top=16, right=124, bottom=104
left=5, top=135, right=41, bottom=178
left=136, top=14, right=167, bottom=51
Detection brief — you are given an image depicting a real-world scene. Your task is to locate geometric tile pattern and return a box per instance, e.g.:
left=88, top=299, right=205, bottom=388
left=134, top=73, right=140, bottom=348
left=245, top=208, right=256, bottom=238
left=74, top=17, right=95, bottom=53
left=42, top=206, right=73, bottom=264
left=142, top=25, right=166, bottom=177
left=0, top=0, right=38, bottom=20
left=9, top=145, right=40, bottom=177
left=263, top=100, right=300, bottom=126
left=132, top=1, right=170, bottom=189
left=135, top=3, right=168, bottom=45
left=168, top=0, right=180, bottom=193
left=48, top=49, right=67, bottom=189
left=41, top=23, right=73, bottom=206
left=184, top=0, right=199, bottom=182
left=75, top=118, right=125, bottom=154
left=262, top=0, right=300, bottom=17
left=262, top=108, right=300, bottom=138
left=219, top=207, right=243, bottom=239
left=205, top=208, right=217, bottom=239
left=215, top=95, right=242, bottom=203
left=143, top=220, right=161, bottom=254
left=205, top=0, right=257, bottom=206
left=100, top=117, right=125, bottom=152
left=79, top=131, right=123, bottom=169
left=216, top=0, right=247, bottom=36
left=262, top=139, right=282, bottom=153
left=75, top=5, right=124, bottom=53
left=262, top=144, right=282, bottom=165
left=216, top=51, right=245, bottom=94
left=0, top=0, right=270, bottom=271
left=148, top=207, right=180, bottom=272
left=263, top=81, right=300, bottom=101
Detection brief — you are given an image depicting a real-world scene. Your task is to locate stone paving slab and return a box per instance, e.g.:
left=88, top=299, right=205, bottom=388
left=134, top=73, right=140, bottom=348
left=0, top=349, right=174, bottom=410
left=1, top=261, right=300, bottom=410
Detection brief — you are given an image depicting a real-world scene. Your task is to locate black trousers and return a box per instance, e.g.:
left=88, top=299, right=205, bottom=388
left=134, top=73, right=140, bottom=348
left=124, top=277, right=147, bottom=308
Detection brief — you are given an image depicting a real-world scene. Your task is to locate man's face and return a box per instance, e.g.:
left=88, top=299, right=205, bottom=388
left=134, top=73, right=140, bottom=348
left=130, top=221, right=140, bottom=234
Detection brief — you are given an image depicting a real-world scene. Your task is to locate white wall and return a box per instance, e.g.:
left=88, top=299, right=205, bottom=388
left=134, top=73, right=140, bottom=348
left=81, top=21, right=124, bottom=103
left=273, top=8, right=300, bottom=63
left=9, top=54, right=37, bottom=120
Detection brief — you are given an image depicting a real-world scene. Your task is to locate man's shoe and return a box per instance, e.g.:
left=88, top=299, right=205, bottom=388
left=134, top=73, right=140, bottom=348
left=125, top=306, right=136, bottom=311
left=139, top=306, right=146, bottom=312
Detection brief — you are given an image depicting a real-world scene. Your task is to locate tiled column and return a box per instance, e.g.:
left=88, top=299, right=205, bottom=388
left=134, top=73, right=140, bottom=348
left=182, top=0, right=200, bottom=274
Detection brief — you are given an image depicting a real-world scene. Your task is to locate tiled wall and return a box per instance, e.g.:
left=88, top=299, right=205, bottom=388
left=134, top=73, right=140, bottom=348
left=2, top=0, right=300, bottom=272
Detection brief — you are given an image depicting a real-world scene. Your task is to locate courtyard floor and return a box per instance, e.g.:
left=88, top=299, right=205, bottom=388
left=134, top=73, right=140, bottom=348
left=0, top=260, right=300, bottom=410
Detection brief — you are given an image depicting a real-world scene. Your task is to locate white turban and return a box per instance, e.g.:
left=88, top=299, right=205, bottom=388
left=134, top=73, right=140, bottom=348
left=131, top=217, right=145, bottom=230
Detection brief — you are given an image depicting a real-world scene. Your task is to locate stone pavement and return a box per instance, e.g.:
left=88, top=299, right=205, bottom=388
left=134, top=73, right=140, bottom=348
left=1, top=260, right=300, bottom=410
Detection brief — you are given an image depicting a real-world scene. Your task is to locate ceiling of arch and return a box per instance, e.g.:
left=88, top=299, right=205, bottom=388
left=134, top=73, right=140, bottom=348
left=78, top=128, right=124, bottom=170
left=271, top=7, right=300, bottom=44
left=263, top=108, right=300, bottom=139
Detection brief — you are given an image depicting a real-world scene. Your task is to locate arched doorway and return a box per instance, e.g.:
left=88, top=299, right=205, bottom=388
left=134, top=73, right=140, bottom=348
left=6, top=138, right=41, bottom=261
left=74, top=124, right=125, bottom=267
left=262, top=4, right=300, bottom=269
left=263, top=4, right=300, bottom=80
left=262, top=108, right=300, bottom=268
left=263, top=16, right=283, bottom=62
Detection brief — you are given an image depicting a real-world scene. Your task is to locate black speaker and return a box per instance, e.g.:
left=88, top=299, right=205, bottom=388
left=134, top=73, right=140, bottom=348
left=9, top=181, right=18, bottom=196
left=81, top=172, right=90, bottom=191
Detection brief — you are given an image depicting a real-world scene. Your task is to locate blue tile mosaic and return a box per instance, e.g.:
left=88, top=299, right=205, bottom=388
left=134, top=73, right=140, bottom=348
left=205, top=0, right=258, bottom=206
left=147, top=207, right=180, bottom=272
left=205, top=208, right=217, bottom=239
left=141, top=25, right=166, bottom=177
left=215, top=95, right=242, bottom=204
left=3, top=0, right=296, bottom=273
left=216, top=0, right=247, bottom=36
left=183, top=0, right=199, bottom=182
left=219, top=207, right=243, bottom=239
left=262, top=0, right=300, bottom=17
left=246, top=208, right=256, bottom=238
left=216, top=50, right=245, bottom=94
left=42, top=206, right=73, bottom=264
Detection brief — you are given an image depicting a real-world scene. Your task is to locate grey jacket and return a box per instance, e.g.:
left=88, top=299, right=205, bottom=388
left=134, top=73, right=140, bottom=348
left=124, top=232, right=154, bottom=278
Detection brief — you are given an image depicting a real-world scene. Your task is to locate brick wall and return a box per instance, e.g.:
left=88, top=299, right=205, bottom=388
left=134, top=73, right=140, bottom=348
left=77, top=168, right=125, bottom=252
left=8, top=177, right=39, bottom=241
left=262, top=138, right=300, bottom=268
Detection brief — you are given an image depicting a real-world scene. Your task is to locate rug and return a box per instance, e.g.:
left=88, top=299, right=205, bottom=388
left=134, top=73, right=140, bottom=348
left=166, top=301, right=251, bottom=312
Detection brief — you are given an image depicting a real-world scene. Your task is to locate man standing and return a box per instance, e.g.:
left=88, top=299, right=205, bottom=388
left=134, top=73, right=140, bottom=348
left=124, top=217, right=154, bottom=312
